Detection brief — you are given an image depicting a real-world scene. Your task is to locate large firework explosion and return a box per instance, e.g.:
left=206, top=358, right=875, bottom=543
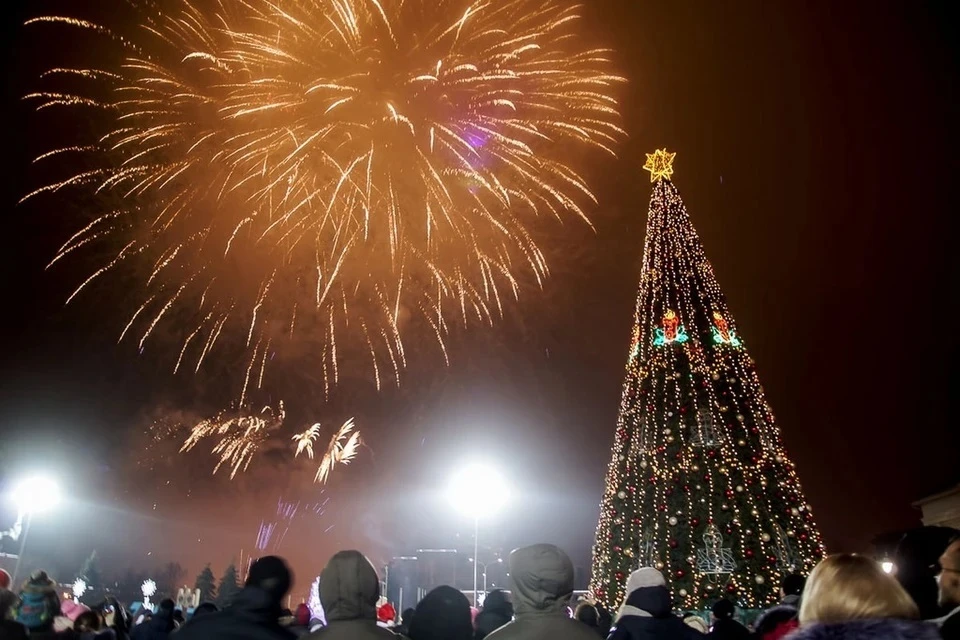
left=24, top=0, right=625, bottom=399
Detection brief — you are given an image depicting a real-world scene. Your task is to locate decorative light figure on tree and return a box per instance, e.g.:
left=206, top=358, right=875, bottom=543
left=72, top=578, right=87, bottom=601
left=141, top=579, right=157, bottom=610
left=590, top=149, right=826, bottom=611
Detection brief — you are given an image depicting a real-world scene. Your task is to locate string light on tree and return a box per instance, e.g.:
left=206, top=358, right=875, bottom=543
left=590, top=150, right=826, bottom=612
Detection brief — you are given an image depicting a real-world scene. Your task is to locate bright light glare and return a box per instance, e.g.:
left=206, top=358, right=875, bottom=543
left=448, top=463, right=509, bottom=518
left=881, top=561, right=895, bottom=574
left=10, top=476, right=61, bottom=514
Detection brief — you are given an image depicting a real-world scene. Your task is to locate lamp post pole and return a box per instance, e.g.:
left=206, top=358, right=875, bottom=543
left=11, top=512, right=32, bottom=585
left=473, top=517, right=479, bottom=607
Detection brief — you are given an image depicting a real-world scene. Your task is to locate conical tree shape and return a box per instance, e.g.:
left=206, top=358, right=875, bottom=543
left=590, top=150, right=825, bottom=612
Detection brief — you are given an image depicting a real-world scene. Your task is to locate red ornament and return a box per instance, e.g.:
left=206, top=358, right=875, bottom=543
left=745, top=550, right=755, bottom=558
left=691, top=517, right=700, bottom=527
left=615, top=571, right=624, bottom=581
left=768, top=556, right=777, bottom=565
left=800, top=533, right=808, bottom=541
left=669, top=539, right=679, bottom=549
left=676, top=569, right=686, bottom=578
left=726, top=584, right=736, bottom=593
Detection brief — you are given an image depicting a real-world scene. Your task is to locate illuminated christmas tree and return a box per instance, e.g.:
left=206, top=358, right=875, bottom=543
left=590, top=150, right=826, bottom=611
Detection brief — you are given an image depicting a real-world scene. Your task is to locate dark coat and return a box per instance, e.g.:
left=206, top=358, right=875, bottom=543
left=789, top=618, right=942, bottom=640
left=608, top=586, right=701, bottom=640
left=753, top=605, right=798, bottom=640
left=486, top=544, right=599, bottom=640
left=131, top=608, right=175, bottom=640
left=304, top=551, right=398, bottom=640
left=475, top=591, right=514, bottom=640
left=706, top=618, right=750, bottom=640
left=174, top=587, right=295, bottom=640
left=941, top=608, right=960, bottom=640
left=0, top=619, right=30, bottom=640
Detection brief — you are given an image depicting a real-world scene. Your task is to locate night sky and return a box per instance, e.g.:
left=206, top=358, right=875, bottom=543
left=0, top=0, right=957, bottom=593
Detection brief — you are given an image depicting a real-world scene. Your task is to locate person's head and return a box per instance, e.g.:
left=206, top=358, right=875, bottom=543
left=481, top=589, right=512, bottom=616
left=401, top=607, right=416, bottom=624
left=0, top=569, right=11, bottom=591
left=574, top=602, right=599, bottom=628
left=409, top=585, right=473, bottom=640
left=159, top=599, right=175, bottom=615
left=192, top=602, right=218, bottom=619
left=712, top=599, right=735, bottom=621
left=799, top=553, right=919, bottom=625
left=320, top=550, right=380, bottom=622
left=293, top=602, right=311, bottom=626
left=74, top=610, right=103, bottom=632
left=622, top=567, right=666, bottom=602
left=781, top=573, right=806, bottom=599
left=938, top=536, right=960, bottom=609
left=508, top=544, right=575, bottom=615
left=246, top=555, right=293, bottom=604
left=173, top=609, right=185, bottom=625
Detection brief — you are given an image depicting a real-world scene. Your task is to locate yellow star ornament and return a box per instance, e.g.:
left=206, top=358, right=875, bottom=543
left=643, top=148, right=676, bottom=183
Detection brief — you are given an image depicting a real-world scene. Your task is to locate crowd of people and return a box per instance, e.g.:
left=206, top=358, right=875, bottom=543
left=0, top=536, right=957, bottom=640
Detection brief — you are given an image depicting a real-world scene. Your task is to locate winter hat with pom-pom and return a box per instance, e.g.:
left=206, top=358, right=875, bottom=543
left=0, top=568, right=11, bottom=590
left=623, top=568, right=666, bottom=598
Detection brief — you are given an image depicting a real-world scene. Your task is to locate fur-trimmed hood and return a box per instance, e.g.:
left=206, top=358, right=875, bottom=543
left=789, top=618, right=941, bottom=640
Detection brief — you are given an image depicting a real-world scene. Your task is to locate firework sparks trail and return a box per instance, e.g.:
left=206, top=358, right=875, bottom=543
left=180, top=401, right=286, bottom=478
left=25, top=0, right=626, bottom=394
left=293, top=418, right=361, bottom=484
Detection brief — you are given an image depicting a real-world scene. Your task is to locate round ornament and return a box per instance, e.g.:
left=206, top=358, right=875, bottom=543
left=791, top=508, right=800, bottom=516
left=755, top=575, right=765, bottom=585
left=761, top=533, right=771, bottom=542
left=679, top=589, right=688, bottom=597
left=668, top=517, right=678, bottom=526
left=618, top=491, right=627, bottom=499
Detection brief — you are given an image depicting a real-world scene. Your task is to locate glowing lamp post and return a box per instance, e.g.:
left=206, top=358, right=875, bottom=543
left=447, top=463, right=509, bottom=606
left=881, top=560, right=896, bottom=575
left=8, top=476, right=61, bottom=584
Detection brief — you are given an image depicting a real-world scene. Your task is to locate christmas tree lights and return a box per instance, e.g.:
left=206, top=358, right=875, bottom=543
left=590, top=151, right=825, bottom=612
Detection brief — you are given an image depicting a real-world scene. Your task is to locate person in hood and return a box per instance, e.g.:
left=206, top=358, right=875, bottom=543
left=706, top=600, right=749, bottom=640
left=791, top=553, right=941, bottom=640
left=753, top=574, right=804, bottom=640
left=475, top=590, right=514, bottom=640
left=131, top=599, right=175, bottom=640
left=607, top=567, right=700, bottom=640
left=409, top=585, right=473, bottom=640
left=175, top=555, right=296, bottom=640
left=936, top=536, right=960, bottom=640
left=484, top=543, right=596, bottom=640
left=304, top=550, right=397, bottom=640
left=15, top=569, right=75, bottom=639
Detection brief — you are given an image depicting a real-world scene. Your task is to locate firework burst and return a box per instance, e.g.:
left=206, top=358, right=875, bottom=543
left=180, top=401, right=286, bottom=478
left=293, top=418, right=362, bottom=484
left=25, top=0, right=625, bottom=395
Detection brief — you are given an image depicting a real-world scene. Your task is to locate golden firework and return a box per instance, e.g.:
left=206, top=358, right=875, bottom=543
left=25, top=0, right=625, bottom=395
left=180, top=402, right=286, bottom=479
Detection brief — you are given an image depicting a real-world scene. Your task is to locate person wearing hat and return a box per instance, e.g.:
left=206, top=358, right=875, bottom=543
left=608, top=567, right=701, bottom=640
left=15, top=569, right=75, bottom=639
left=176, top=555, right=296, bottom=640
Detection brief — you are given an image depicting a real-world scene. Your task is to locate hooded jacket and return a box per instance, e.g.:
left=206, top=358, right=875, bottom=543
left=305, top=551, right=398, bottom=640
left=174, top=586, right=295, bottom=640
left=940, top=606, right=960, bottom=640
left=788, top=618, right=941, bottom=640
left=475, top=590, right=514, bottom=640
left=609, top=585, right=702, bottom=640
left=485, top=544, right=596, bottom=640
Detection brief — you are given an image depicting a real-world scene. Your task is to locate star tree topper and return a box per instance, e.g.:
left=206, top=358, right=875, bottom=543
left=643, top=148, right=676, bottom=182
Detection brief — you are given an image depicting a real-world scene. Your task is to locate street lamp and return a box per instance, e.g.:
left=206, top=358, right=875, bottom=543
left=8, top=476, right=61, bottom=584
left=447, top=463, right=509, bottom=607
left=469, top=557, right=503, bottom=596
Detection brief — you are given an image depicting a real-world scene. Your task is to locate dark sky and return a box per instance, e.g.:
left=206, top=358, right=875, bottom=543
left=0, top=0, right=957, bottom=594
